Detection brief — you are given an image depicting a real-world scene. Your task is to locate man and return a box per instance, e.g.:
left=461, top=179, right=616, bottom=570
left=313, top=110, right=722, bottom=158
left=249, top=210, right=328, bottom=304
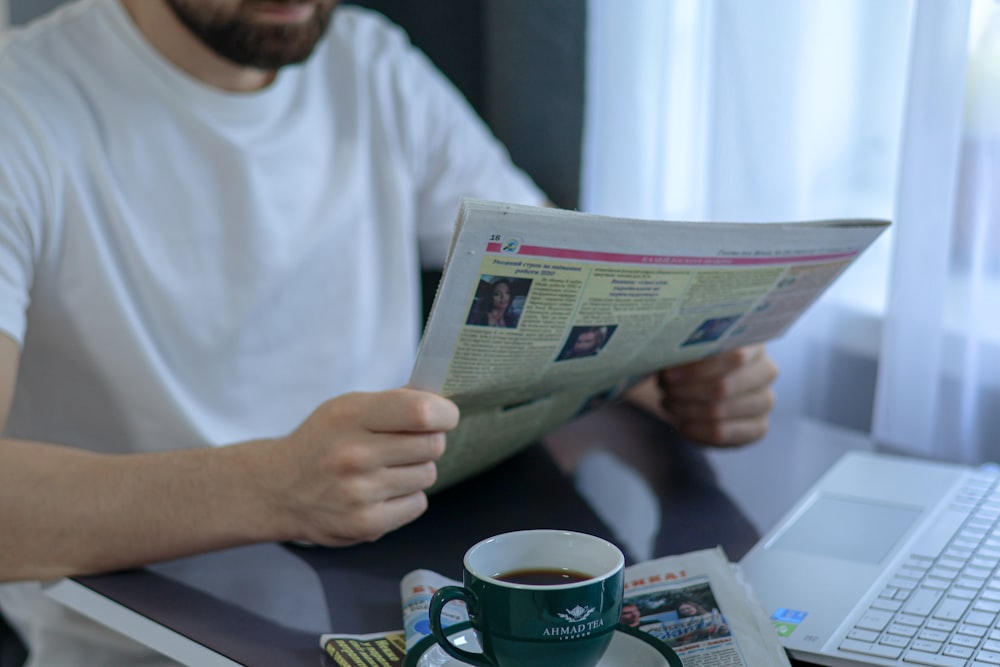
left=557, top=325, right=609, bottom=361
left=0, top=1, right=777, bottom=663
left=620, top=602, right=643, bottom=628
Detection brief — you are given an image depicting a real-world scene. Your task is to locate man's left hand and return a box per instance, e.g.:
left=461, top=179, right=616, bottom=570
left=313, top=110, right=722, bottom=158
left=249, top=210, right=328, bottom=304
left=624, top=344, right=778, bottom=447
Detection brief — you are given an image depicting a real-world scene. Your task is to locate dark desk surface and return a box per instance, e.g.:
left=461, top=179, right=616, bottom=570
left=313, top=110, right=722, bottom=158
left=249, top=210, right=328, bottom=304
left=62, top=438, right=809, bottom=666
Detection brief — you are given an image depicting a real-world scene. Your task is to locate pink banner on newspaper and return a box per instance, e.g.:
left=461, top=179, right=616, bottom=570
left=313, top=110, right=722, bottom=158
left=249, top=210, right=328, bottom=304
left=484, top=242, right=856, bottom=266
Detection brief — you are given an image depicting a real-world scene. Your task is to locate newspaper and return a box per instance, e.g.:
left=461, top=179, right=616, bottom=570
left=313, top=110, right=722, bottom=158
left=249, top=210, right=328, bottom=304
left=409, top=199, right=889, bottom=491
left=320, top=630, right=407, bottom=666
left=618, top=548, right=790, bottom=666
left=320, top=547, right=792, bottom=666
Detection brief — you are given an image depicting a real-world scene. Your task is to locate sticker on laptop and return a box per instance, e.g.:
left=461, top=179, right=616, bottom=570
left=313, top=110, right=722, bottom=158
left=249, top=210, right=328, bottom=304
left=770, top=608, right=807, bottom=637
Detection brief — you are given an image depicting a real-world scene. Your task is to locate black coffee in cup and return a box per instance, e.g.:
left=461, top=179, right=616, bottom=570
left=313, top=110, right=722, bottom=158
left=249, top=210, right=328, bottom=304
left=494, top=568, right=591, bottom=585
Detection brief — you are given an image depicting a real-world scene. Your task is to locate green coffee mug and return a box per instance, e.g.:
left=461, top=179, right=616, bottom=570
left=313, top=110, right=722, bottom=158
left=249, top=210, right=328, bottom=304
left=428, top=530, right=625, bottom=667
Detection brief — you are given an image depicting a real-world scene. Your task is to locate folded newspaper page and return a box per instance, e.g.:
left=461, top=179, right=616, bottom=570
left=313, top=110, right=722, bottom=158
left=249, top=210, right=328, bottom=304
left=410, top=199, right=889, bottom=491
left=618, top=547, right=791, bottom=666
left=320, top=629, right=407, bottom=666
left=319, top=547, right=791, bottom=666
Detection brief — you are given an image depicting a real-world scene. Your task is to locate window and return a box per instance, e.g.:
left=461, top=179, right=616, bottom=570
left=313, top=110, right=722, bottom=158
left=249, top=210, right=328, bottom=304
left=582, top=0, right=1000, bottom=461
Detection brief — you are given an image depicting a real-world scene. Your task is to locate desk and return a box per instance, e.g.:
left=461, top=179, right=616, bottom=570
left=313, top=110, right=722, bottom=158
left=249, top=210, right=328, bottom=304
left=44, top=434, right=762, bottom=666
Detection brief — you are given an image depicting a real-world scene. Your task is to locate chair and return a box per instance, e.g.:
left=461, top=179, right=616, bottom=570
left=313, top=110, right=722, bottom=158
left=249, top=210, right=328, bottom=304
left=0, top=612, right=27, bottom=667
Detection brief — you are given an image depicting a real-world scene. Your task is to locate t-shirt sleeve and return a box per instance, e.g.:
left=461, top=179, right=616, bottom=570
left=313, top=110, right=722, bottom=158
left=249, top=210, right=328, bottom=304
left=380, top=27, right=548, bottom=268
left=0, top=90, right=47, bottom=346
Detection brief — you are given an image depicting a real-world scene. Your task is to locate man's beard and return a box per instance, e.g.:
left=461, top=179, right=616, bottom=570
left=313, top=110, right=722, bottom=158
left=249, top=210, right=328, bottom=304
left=165, top=1, right=337, bottom=70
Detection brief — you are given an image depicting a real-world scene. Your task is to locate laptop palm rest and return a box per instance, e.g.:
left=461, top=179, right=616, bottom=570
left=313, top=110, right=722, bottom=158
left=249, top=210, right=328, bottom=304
left=739, top=450, right=970, bottom=665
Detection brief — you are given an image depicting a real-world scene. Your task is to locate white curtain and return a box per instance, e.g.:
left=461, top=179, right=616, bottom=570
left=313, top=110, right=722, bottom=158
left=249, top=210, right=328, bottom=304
left=875, top=0, right=1000, bottom=462
left=582, top=0, right=1000, bottom=462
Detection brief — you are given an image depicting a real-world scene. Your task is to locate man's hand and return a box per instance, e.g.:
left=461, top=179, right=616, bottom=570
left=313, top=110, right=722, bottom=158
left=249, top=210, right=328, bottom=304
left=625, top=344, right=777, bottom=447
left=0, top=386, right=458, bottom=582
left=257, top=388, right=459, bottom=547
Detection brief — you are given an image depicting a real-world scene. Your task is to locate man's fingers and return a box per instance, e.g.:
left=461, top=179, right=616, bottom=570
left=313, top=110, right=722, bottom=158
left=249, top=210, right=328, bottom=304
left=356, top=389, right=460, bottom=433
left=324, top=432, right=447, bottom=476
left=312, top=461, right=438, bottom=541
left=673, top=415, right=771, bottom=448
left=656, top=344, right=777, bottom=447
left=320, top=490, right=431, bottom=547
left=352, top=460, right=440, bottom=502
left=664, top=387, right=775, bottom=423
left=279, top=388, right=457, bottom=547
left=378, top=432, right=448, bottom=467
left=660, top=349, right=777, bottom=401
left=660, top=344, right=768, bottom=384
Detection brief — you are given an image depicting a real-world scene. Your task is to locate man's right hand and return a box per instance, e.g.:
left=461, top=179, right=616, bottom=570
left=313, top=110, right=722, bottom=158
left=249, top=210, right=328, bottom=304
left=0, top=329, right=459, bottom=581
left=256, top=388, right=459, bottom=547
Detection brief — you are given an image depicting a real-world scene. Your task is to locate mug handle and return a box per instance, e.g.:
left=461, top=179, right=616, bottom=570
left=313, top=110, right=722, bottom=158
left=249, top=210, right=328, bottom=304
left=429, top=585, right=494, bottom=667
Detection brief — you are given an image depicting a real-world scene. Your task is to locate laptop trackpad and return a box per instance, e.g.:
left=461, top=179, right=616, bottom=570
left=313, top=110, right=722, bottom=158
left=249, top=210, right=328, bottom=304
left=769, top=495, right=923, bottom=565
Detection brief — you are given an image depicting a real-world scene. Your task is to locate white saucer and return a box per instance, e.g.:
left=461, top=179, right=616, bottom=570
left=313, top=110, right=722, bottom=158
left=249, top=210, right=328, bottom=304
left=403, top=622, right=682, bottom=667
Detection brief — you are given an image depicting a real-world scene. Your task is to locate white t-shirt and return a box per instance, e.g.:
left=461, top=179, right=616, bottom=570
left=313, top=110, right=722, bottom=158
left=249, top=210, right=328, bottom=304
left=0, top=1, right=545, bottom=664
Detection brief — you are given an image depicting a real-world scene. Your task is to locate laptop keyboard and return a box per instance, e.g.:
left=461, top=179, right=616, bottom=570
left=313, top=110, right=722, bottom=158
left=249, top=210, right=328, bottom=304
left=839, top=466, right=1000, bottom=666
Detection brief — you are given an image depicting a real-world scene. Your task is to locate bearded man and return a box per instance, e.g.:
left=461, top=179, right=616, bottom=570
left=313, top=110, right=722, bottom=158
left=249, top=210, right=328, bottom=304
left=0, top=2, right=778, bottom=663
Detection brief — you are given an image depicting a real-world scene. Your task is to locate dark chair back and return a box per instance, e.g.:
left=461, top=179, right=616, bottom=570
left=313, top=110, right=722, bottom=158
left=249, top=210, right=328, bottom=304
left=0, top=612, right=27, bottom=667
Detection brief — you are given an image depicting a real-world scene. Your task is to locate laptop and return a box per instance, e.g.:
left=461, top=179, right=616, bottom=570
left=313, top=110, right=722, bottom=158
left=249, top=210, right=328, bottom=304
left=739, top=449, right=1000, bottom=667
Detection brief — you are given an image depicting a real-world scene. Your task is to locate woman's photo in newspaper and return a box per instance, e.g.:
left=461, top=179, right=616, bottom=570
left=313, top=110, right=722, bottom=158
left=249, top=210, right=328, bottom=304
left=465, top=275, right=532, bottom=329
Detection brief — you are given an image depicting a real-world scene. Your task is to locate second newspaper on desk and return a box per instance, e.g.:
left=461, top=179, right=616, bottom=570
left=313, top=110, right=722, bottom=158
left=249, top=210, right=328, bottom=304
left=410, top=199, right=889, bottom=491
